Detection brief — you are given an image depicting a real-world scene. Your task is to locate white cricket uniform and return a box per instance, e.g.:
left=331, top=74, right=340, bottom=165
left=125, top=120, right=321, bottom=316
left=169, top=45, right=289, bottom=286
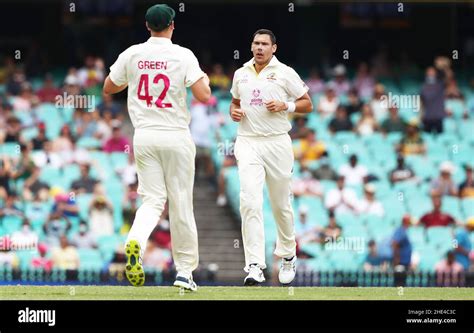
left=230, top=56, right=308, bottom=271
left=109, top=37, right=204, bottom=277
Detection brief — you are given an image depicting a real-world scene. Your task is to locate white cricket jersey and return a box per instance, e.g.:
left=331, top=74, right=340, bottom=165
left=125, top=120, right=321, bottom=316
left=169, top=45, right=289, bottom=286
left=109, top=37, right=205, bottom=131
left=230, top=56, right=308, bottom=137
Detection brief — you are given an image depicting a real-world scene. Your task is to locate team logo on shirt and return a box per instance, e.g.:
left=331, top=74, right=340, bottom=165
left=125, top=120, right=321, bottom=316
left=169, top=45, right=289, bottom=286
left=266, top=72, right=277, bottom=81
left=250, top=89, right=263, bottom=106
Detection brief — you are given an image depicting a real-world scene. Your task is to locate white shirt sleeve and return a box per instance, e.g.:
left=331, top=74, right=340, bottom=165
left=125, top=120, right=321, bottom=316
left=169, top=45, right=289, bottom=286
left=230, top=71, right=240, bottom=99
left=284, top=66, right=309, bottom=99
left=109, top=50, right=129, bottom=86
left=184, top=49, right=205, bottom=88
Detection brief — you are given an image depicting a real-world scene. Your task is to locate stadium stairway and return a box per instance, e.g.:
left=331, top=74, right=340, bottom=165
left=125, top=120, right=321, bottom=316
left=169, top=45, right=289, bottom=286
left=193, top=177, right=246, bottom=285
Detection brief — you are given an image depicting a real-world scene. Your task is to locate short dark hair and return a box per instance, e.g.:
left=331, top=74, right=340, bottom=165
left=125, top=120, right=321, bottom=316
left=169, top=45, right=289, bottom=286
left=253, top=29, right=276, bottom=45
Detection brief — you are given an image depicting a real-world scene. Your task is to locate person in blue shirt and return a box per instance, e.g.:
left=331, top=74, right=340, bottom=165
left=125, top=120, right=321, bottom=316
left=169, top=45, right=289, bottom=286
left=364, top=239, right=389, bottom=271
left=454, top=217, right=474, bottom=270
left=391, top=214, right=413, bottom=269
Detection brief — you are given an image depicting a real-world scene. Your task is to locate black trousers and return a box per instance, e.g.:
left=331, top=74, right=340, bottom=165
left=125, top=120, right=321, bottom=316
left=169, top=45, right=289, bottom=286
left=422, top=118, right=443, bottom=134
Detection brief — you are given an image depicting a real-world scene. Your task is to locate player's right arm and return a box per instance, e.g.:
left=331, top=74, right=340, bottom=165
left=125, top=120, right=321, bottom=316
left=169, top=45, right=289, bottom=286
left=190, top=74, right=211, bottom=103
left=103, top=76, right=128, bottom=95
left=230, top=98, right=245, bottom=122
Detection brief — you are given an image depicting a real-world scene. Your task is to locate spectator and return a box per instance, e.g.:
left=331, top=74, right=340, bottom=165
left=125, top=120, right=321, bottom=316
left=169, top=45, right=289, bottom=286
left=305, top=68, right=325, bottom=95
left=317, top=85, right=339, bottom=119
left=190, top=97, right=217, bottom=183
left=43, top=211, right=72, bottom=247
left=33, top=140, right=63, bottom=169
left=0, top=251, right=18, bottom=268
left=51, top=235, right=80, bottom=270
left=389, top=155, right=416, bottom=184
left=320, top=210, right=342, bottom=241
left=0, top=193, right=23, bottom=217
left=10, top=144, right=35, bottom=182
left=143, top=240, right=171, bottom=271
left=291, top=164, right=323, bottom=198
left=22, top=166, right=50, bottom=202
left=94, top=110, right=114, bottom=144
left=31, top=122, right=49, bottom=150
left=419, top=193, right=456, bottom=228
left=97, top=93, right=122, bottom=118
left=209, top=64, right=230, bottom=91
left=355, top=104, right=379, bottom=136
left=51, top=192, right=79, bottom=218
left=74, top=109, right=98, bottom=138
left=11, top=218, right=38, bottom=247
left=152, top=214, right=172, bottom=250
left=1, top=115, right=22, bottom=143
left=115, top=153, right=137, bottom=187
left=12, top=82, right=34, bottom=112
left=89, top=195, right=114, bottom=238
left=295, top=205, right=319, bottom=245
left=31, top=243, right=53, bottom=272
left=431, top=161, right=458, bottom=196
left=324, top=175, right=359, bottom=214
left=397, top=120, right=426, bottom=156
left=52, top=125, right=75, bottom=157
left=338, top=154, right=368, bottom=186
left=353, top=62, right=375, bottom=100
left=453, top=217, right=474, bottom=271
left=381, top=106, right=406, bottom=134
left=312, top=153, right=337, bottom=181
left=289, top=116, right=310, bottom=140
left=328, top=105, right=353, bottom=133
left=103, top=122, right=130, bottom=153
left=328, top=64, right=351, bottom=96
left=71, top=221, right=98, bottom=249
left=370, top=83, right=388, bottom=122
left=391, top=215, right=413, bottom=270
left=121, top=182, right=139, bottom=235
left=216, top=142, right=237, bottom=207
left=357, top=183, right=384, bottom=217
left=0, top=156, right=13, bottom=200
left=459, top=164, right=474, bottom=198
left=77, top=55, right=105, bottom=88
left=435, top=251, right=465, bottom=287
left=364, top=240, right=388, bottom=272
left=345, top=88, right=363, bottom=116
left=71, top=163, right=98, bottom=194
left=36, top=73, right=61, bottom=103
left=420, top=56, right=451, bottom=134
left=294, top=129, right=326, bottom=165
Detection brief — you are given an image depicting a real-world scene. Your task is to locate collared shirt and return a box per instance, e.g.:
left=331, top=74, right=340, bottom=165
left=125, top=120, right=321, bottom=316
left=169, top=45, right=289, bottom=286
left=109, top=37, right=205, bottom=131
left=230, top=56, right=308, bottom=137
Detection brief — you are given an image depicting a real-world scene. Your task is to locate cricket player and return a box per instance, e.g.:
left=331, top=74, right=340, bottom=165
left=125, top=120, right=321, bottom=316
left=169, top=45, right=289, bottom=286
left=103, top=4, right=211, bottom=291
left=230, top=29, right=313, bottom=285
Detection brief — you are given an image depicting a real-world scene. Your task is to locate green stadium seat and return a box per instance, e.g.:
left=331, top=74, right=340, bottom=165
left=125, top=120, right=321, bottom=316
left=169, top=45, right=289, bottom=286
left=0, top=142, right=20, bottom=158
left=78, top=248, right=103, bottom=270
left=426, top=226, right=453, bottom=246
left=1, top=215, right=23, bottom=234
left=461, top=199, right=474, bottom=219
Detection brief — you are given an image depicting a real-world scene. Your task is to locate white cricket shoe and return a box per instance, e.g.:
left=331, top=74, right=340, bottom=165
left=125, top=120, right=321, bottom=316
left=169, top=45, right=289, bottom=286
left=279, top=256, right=297, bottom=285
left=244, top=264, right=265, bottom=286
left=173, top=274, right=198, bottom=291
left=216, top=194, right=227, bottom=207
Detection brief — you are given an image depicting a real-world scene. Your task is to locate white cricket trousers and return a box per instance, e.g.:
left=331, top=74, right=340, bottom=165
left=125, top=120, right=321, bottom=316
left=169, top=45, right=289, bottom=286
left=126, top=128, right=198, bottom=277
left=234, top=133, right=296, bottom=271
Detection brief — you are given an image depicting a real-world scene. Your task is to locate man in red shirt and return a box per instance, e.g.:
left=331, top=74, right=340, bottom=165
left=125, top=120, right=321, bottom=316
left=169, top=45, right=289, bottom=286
left=419, top=193, right=455, bottom=228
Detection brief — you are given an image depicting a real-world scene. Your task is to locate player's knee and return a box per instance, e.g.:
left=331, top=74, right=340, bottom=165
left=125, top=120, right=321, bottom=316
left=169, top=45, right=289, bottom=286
left=240, top=191, right=262, bottom=213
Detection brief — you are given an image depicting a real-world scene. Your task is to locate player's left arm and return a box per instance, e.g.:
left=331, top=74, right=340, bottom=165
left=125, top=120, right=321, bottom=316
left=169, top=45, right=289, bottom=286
left=265, top=92, right=313, bottom=114
left=103, top=76, right=128, bottom=95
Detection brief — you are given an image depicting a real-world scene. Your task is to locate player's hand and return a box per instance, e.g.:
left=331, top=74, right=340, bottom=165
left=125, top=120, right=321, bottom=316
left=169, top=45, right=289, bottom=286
left=265, top=100, right=287, bottom=113
left=231, top=108, right=245, bottom=122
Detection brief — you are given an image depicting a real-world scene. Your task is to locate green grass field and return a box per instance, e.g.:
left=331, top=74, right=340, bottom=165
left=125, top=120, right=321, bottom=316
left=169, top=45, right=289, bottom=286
left=1, top=286, right=474, bottom=300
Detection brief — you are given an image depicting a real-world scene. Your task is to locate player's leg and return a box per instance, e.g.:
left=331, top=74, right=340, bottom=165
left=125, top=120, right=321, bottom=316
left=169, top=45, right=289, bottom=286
left=264, top=135, right=297, bottom=284
left=235, top=137, right=266, bottom=285
left=125, top=143, right=167, bottom=287
left=160, top=134, right=199, bottom=291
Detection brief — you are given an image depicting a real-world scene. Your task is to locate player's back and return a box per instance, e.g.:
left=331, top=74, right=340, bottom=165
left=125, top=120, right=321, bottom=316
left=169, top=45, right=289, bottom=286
left=110, top=37, right=204, bottom=131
